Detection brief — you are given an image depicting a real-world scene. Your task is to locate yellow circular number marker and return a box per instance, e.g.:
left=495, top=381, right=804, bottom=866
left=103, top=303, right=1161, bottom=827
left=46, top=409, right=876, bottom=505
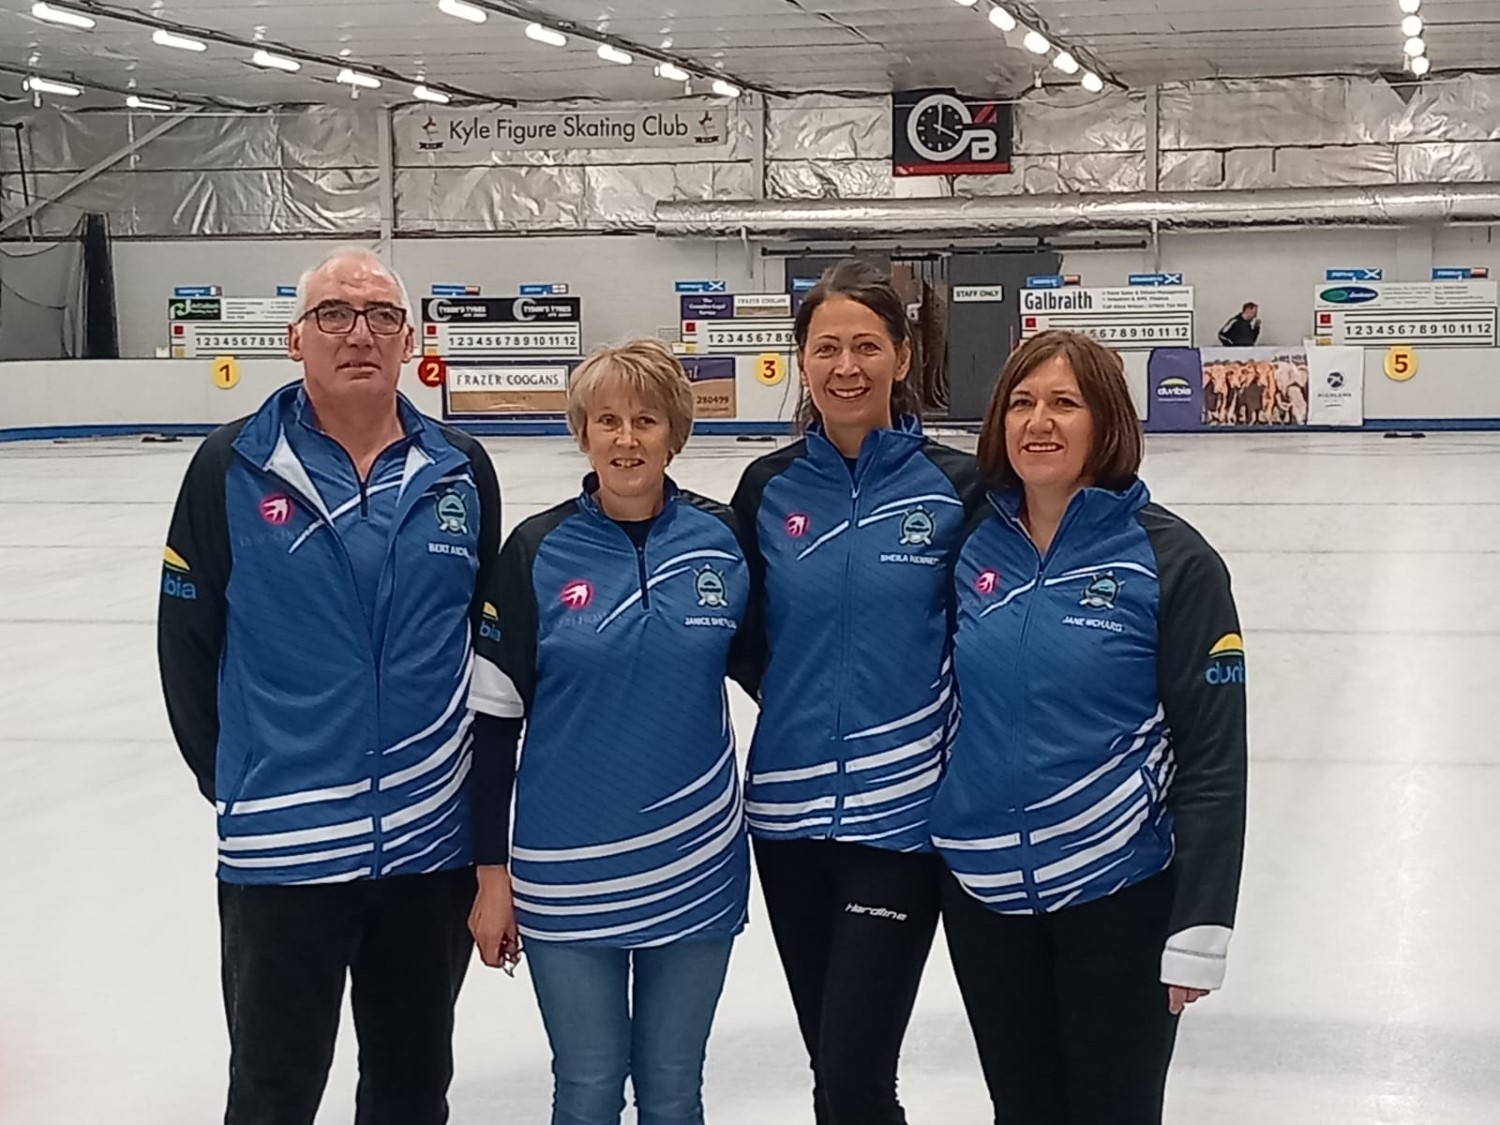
left=212, top=355, right=241, bottom=390
left=756, top=353, right=787, bottom=387
left=1384, top=345, right=1417, bottom=382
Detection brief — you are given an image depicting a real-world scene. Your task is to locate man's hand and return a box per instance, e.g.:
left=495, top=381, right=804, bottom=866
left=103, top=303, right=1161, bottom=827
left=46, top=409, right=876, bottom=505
left=1168, top=986, right=1209, bottom=1015
left=469, top=864, right=522, bottom=975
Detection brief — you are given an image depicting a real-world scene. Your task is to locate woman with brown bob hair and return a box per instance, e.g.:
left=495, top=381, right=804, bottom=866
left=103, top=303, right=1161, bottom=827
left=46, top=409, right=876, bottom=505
left=928, top=330, right=1249, bottom=1124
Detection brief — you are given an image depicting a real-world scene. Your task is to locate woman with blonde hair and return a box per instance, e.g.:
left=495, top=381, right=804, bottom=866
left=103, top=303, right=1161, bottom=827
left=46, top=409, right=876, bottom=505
left=468, top=339, right=756, bottom=1125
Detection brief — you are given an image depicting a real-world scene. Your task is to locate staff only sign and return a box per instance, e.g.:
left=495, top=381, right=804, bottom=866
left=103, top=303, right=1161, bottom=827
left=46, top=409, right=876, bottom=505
left=398, top=105, right=731, bottom=158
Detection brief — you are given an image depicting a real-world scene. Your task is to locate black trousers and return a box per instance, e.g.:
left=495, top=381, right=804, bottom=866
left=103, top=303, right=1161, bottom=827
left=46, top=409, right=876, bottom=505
left=753, top=837, right=941, bottom=1125
left=940, top=867, right=1180, bottom=1125
left=218, top=866, right=476, bottom=1125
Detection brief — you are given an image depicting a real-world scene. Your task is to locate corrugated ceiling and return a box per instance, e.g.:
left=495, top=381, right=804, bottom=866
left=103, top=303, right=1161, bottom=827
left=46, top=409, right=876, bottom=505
left=0, top=0, right=1495, bottom=110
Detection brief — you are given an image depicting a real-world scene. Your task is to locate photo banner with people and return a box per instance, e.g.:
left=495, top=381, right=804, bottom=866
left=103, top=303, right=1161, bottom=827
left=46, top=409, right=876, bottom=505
left=1145, top=346, right=1364, bottom=431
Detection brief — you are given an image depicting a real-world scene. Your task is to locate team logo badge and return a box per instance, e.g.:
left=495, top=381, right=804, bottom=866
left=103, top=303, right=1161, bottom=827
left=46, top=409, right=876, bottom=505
left=785, top=513, right=809, bottom=539
left=1205, top=632, right=1246, bottom=686
left=695, top=566, right=728, bottom=608
left=479, top=601, right=502, bottom=643
left=899, top=507, right=935, bottom=547
left=260, top=494, right=293, bottom=526
left=975, top=568, right=1000, bottom=595
left=435, top=489, right=469, bottom=534
left=161, top=546, right=197, bottom=601
left=560, top=580, right=594, bottom=610
left=1079, top=573, right=1121, bottom=610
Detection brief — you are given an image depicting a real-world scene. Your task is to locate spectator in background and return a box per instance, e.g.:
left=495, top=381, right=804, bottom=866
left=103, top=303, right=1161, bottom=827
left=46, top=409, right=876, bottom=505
left=1218, top=302, right=1261, bottom=348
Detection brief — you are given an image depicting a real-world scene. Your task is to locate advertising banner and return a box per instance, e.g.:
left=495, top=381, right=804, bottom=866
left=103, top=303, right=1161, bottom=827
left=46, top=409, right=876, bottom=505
left=1144, top=348, right=1205, bottom=432
left=1305, top=346, right=1364, bottom=427
left=681, top=356, right=737, bottom=419
left=892, top=90, right=1013, bottom=176
left=441, top=359, right=579, bottom=420
left=1021, top=287, right=1195, bottom=349
left=1312, top=281, right=1498, bottom=347
left=421, top=296, right=582, bottom=357
left=168, top=296, right=297, bottom=358
left=680, top=295, right=735, bottom=321
left=1200, top=347, right=1311, bottom=427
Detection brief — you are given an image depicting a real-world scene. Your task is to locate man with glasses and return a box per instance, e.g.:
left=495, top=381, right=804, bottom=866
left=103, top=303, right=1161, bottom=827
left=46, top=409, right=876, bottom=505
left=157, top=247, right=504, bottom=1124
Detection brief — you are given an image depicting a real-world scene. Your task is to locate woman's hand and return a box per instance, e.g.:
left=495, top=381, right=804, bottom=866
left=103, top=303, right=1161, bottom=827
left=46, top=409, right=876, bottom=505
left=470, top=864, right=522, bottom=975
left=1168, top=986, right=1209, bottom=1015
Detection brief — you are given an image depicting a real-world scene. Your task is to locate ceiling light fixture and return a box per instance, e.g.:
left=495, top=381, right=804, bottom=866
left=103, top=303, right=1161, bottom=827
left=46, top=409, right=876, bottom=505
left=1403, top=35, right=1425, bottom=56
left=1023, top=29, right=1051, bottom=54
left=251, top=48, right=300, bottom=72
left=1053, top=51, right=1080, bottom=74
left=1400, top=14, right=1423, bottom=36
left=413, top=84, right=451, bottom=103
left=654, top=62, right=689, bottom=82
left=988, top=6, right=1017, bottom=31
left=23, top=75, right=83, bottom=96
left=953, top=0, right=980, bottom=6
left=711, top=78, right=741, bottom=98
left=126, top=94, right=174, bottom=110
left=30, top=3, right=94, bottom=30
left=1081, top=71, right=1104, bottom=93
left=1398, top=0, right=1421, bottom=12
left=152, top=28, right=208, bottom=52
left=525, top=23, right=567, bottom=47
left=1410, top=54, right=1431, bottom=75
left=336, top=67, right=381, bottom=89
left=597, top=44, right=633, bottom=65
left=437, top=0, right=487, bottom=23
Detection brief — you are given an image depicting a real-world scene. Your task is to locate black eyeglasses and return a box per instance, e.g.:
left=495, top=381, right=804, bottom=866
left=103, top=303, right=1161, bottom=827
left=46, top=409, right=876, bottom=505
left=304, top=302, right=408, bottom=336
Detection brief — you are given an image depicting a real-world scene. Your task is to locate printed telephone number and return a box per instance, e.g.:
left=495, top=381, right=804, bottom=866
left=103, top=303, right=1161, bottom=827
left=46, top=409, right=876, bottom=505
left=450, top=332, right=579, bottom=350
left=1344, top=320, right=1491, bottom=339
left=707, top=329, right=795, bottom=347
left=1069, top=324, right=1189, bottom=344
left=192, top=333, right=285, bottom=350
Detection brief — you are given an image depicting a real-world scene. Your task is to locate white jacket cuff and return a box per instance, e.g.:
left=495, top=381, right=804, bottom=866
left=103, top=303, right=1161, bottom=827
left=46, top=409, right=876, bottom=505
left=1160, top=924, right=1232, bottom=990
left=469, top=655, right=525, bottom=719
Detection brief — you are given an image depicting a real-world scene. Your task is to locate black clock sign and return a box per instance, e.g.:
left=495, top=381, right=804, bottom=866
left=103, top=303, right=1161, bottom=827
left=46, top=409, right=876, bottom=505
left=892, top=89, right=1013, bottom=177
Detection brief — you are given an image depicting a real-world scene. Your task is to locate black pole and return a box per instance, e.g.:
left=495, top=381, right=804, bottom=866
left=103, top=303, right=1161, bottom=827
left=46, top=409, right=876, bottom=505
left=81, top=213, right=119, bottom=358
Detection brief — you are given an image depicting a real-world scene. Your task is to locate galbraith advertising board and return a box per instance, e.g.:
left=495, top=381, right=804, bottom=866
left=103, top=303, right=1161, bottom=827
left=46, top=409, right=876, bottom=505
left=1020, top=287, right=1196, bottom=349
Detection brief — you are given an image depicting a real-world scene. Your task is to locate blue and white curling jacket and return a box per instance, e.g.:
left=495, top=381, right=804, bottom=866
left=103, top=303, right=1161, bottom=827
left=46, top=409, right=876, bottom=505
left=471, top=478, right=752, bottom=948
left=157, top=382, right=501, bottom=886
left=928, top=480, right=1248, bottom=989
left=730, top=419, right=980, bottom=853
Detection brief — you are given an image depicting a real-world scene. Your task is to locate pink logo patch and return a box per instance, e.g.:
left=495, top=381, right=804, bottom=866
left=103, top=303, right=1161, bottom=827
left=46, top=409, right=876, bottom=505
left=260, top=494, right=293, bottom=526
left=785, top=513, right=810, bottom=539
left=560, top=580, right=594, bottom=610
left=975, top=569, right=1000, bottom=595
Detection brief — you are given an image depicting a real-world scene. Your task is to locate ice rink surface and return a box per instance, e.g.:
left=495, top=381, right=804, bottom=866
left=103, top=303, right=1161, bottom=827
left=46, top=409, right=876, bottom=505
left=2, top=429, right=1498, bottom=1124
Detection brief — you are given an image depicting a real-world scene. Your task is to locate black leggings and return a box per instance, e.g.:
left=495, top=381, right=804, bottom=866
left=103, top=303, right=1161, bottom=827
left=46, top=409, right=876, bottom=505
left=753, top=837, right=941, bottom=1125
left=940, top=866, right=1180, bottom=1125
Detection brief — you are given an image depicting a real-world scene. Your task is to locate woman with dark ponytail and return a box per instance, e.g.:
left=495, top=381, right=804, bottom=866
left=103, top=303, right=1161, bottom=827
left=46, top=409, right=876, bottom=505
left=729, top=261, right=980, bottom=1124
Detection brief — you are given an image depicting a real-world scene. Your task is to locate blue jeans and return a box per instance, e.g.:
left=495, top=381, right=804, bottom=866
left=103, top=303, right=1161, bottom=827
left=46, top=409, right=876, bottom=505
left=525, top=938, right=735, bottom=1125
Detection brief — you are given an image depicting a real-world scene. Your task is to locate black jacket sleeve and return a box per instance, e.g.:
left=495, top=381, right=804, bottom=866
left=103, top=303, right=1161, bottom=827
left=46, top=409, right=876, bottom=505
left=1217, top=316, right=1238, bottom=347
left=468, top=519, right=544, bottom=866
left=157, top=426, right=239, bottom=803
left=1144, top=505, right=1248, bottom=990
left=727, top=461, right=774, bottom=701
left=439, top=425, right=502, bottom=643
